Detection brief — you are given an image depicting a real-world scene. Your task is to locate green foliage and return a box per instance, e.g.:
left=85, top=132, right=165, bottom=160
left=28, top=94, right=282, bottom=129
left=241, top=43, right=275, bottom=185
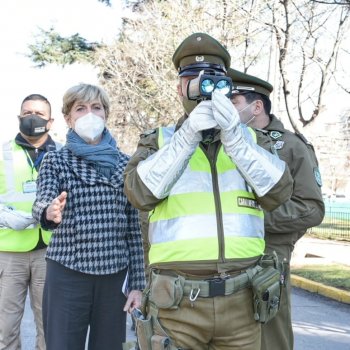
left=28, top=27, right=102, bottom=67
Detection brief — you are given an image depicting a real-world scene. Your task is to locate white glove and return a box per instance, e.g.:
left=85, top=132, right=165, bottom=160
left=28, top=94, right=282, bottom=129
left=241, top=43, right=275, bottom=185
left=211, top=89, right=241, bottom=146
left=137, top=101, right=217, bottom=199
left=211, top=90, right=286, bottom=197
left=0, top=205, right=37, bottom=230
left=186, top=100, right=218, bottom=142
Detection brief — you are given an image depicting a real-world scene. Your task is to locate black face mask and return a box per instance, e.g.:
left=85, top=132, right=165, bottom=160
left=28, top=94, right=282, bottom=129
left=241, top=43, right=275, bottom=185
left=19, top=114, right=49, bottom=137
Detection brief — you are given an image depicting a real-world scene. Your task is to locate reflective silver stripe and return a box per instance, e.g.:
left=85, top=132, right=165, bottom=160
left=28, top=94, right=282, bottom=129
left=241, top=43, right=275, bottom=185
left=168, top=167, right=246, bottom=195
left=149, top=213, right=263, bottom=244
left=222, top=214, right=263, bottom=237
left=218, top=169, right=247, bottom=192
left=2, top=142, right=15, bottom=192
left=0, top=192, right=36, bottom=203
left=0, top=142, right=36, bottom=204
left=167, top=168, right=213, bottom=194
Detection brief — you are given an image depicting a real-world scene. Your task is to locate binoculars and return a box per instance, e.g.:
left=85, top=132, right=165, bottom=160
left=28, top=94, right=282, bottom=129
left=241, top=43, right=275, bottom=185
left=187, top=70, right=233, bottom=101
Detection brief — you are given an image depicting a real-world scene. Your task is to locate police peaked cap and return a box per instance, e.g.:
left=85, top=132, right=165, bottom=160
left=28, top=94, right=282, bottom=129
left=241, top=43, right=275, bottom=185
left=172, top=33, right=231, bottom=77
left=227, top=68, right=273, bottom=97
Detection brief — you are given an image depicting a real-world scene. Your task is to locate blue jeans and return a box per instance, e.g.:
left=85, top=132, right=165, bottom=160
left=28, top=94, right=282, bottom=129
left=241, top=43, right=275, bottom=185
left=43, top=259, right=127, bottom=350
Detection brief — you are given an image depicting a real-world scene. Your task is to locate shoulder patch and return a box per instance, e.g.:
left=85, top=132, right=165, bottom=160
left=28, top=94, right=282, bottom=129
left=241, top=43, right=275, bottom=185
left=269, top=131, right=282, bottom=139
left=273, top=140, right=285, bottom=150
left=140, top=129, right=156, bottom=138
left=313, top=167, right=322, bottom=187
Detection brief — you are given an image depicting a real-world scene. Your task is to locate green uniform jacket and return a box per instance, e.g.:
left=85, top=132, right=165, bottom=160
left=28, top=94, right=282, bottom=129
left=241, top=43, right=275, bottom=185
left=255, top=115, right=325, bottom=247
left=124, top=117, right=293, bottom=273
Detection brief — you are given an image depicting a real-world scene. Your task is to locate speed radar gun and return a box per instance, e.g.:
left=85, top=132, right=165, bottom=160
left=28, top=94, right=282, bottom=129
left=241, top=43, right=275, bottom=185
left=188, top=69, right=233, bottom=143
left=187, top=69, right=232, bottom=100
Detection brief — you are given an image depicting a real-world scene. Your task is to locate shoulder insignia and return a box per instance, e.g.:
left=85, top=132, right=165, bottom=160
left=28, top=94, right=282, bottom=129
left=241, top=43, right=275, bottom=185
left=273, top=140, right=285, bottom=150
left=140, top=129, right=156, bottom=138
left=269, top=131, right=282, bottom=139
left=313, top=167, right=322, bottom=187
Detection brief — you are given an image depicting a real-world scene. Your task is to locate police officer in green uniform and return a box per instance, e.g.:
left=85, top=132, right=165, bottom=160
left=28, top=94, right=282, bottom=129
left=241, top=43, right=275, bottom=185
left=124, top=33, right=294, bottom=350
left=0, top=94, right=60, bottom=350
left=227, top=68, right=325, bottom=350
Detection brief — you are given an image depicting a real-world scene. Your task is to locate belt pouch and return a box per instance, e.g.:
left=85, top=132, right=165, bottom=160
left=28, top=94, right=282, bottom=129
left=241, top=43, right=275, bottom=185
left=122, top=341, right=137, bottom=350
left=151, top=334, right=171, bottom=350
left=149, top=271, right=184, bottom=309
left=136, top=317, right=153, bottom=350
left=251, top=266, right=281, bottom=324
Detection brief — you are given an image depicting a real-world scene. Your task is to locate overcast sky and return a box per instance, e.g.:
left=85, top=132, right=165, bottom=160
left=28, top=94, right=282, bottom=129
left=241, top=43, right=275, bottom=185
left=0, top=0, right=121, bottom=142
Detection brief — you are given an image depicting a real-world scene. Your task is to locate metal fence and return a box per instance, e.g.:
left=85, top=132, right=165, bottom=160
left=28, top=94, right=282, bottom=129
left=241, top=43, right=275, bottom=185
left=308, top=210, right=350, bottom=241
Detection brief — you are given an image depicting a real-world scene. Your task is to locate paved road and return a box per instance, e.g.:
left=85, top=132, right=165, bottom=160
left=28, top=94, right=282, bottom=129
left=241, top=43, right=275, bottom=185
left=292, top=236, right=350, bottom=267
left=20, top=297, right=135, bottom=349
left=292, top=288, right=350, bottom=350
left=21, top=287, right=350, bottom=349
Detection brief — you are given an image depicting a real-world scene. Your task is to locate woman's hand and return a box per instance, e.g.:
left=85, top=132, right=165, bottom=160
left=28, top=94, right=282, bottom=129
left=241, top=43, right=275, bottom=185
left=123, top=290, right=142, bottom=313
left=46, top=191, right=67, bottom=224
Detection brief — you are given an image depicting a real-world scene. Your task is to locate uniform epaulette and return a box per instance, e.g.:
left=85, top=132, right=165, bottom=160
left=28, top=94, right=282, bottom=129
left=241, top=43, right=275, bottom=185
left=295, top=132, right=317, bottom=155
left=255, top=128, right=269, bottom=135
left=295, top=132, right=312, bottom=146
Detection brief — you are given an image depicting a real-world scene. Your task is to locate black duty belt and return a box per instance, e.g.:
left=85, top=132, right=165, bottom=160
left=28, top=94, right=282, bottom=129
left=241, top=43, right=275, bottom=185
left=182, top=265, right=261, bottom=299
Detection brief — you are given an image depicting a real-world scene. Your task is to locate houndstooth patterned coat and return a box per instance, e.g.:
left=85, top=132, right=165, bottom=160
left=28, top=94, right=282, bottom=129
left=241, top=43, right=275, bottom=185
left=32, top=147, right=145, bottom=291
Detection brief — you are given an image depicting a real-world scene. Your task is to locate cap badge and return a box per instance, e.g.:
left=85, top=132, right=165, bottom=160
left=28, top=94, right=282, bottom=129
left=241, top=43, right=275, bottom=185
left=270, top=131, right=282, bottom=139
left=196, top=55, right=204, bottom=62
left=236, top=86, right=255, bottom=91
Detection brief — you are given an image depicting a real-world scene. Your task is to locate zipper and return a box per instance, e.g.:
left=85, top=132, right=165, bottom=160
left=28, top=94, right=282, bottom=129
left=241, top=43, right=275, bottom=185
left=201, top=141, right=226, bottom=263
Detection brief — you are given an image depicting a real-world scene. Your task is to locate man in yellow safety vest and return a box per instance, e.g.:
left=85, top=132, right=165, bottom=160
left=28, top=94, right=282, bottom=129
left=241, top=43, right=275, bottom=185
left=0, top=94, right=60, bottom=350
left=124, top=33, right=294, bottom=350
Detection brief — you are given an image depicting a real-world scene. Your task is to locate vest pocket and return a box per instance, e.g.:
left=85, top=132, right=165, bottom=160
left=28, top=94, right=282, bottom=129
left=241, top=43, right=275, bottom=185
left=149, top=271, right=185, bottom=309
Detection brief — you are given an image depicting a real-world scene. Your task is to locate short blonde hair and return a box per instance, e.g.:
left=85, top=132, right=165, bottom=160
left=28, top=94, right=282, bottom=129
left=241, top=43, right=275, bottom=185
left=62, top=84, right=110, bottom=119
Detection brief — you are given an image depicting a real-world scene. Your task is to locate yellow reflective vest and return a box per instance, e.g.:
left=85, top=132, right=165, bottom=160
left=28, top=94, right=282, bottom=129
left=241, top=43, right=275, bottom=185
left=148, top=126, right=265, bottom=265
left=0, top=141, right=51, bottom=252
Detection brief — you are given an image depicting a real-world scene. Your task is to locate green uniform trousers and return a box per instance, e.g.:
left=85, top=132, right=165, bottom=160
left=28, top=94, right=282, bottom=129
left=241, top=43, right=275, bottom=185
left=261, top=242, right=293, bottom=350
left=157, top=287, right=260, bottom=350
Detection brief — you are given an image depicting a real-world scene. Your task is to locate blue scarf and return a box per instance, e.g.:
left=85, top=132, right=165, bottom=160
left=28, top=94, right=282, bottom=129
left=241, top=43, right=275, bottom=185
left=66, top=129, right=119, bottom=178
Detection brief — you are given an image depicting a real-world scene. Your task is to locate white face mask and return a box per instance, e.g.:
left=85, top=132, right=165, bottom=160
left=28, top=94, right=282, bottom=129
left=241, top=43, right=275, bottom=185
left=74, top=112, right=105, bottom=143
left=238, top=102, right=255, bottom=125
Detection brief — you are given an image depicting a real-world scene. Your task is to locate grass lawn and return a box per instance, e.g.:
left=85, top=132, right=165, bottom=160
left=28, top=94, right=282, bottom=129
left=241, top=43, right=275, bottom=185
left=291, top=264, right=350, bottom=292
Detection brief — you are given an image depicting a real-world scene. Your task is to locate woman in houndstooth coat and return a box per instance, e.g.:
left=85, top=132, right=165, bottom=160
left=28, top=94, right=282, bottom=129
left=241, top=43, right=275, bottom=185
left=32, top=83, right=145, bottom=350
